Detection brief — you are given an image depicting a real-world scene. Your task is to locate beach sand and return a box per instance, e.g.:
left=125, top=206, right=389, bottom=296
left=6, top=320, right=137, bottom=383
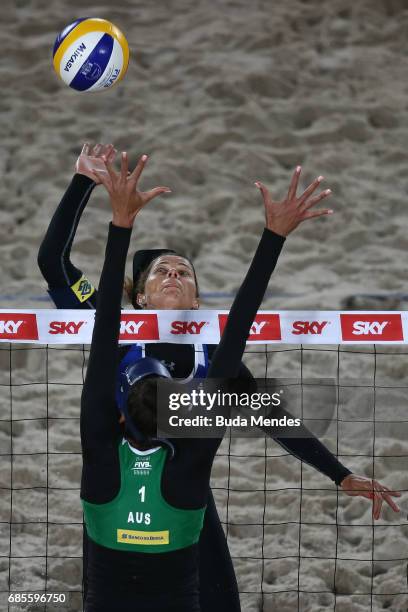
left=0, top=1, right=407, bottom=610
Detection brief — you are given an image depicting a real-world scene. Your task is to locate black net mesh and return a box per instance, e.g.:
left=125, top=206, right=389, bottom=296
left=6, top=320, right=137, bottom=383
left=1, top=343, right=407, bottom=611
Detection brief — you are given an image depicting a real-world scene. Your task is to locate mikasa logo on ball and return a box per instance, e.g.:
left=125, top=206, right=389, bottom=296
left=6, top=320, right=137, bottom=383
left=64, top=42, right=87, bottom=72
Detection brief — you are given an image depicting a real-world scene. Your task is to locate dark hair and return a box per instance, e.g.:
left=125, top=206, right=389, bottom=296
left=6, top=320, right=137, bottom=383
left=125, top=254, right=200, bottom=309
left=127, top=376, right=159, bottom=439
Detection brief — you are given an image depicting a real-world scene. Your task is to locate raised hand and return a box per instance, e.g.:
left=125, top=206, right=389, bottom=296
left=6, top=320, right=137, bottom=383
left=255, top=166, right=333, bottom=237
left=75, top=143, right=117, bottom=184
left=91, top=152, right=171, bottom=228
left=340, top=474, right=401, bottom=520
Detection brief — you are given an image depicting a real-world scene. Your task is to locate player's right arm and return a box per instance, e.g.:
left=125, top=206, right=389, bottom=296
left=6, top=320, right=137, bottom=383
left=37, top=143, right=116, bottom=309
left=166, top=167, right=335, bottom=507
left=81, top=152, right=170, bottom=503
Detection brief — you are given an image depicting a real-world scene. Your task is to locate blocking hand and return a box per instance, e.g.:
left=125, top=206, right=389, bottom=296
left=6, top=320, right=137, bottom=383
left=91, top=152, right=171, bottom=228
left=255, top=166, right=333, bottom=237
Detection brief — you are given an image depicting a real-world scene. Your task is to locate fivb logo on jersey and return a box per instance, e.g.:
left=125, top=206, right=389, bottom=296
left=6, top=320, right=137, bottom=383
left=218, top=314, right=281, bottom=341
left=132, top=458, right=153, bottom=476
left=0, top=314, right=39, bottom=340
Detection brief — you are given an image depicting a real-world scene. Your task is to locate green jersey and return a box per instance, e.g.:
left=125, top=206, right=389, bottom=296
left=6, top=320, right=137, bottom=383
left=82, top=440, right=206, bottom=553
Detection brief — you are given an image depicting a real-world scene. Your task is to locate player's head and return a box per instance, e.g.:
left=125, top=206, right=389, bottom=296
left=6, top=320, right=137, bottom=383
left=118, top=357, right=172, bottom=444
left=126, top=249, right=200, bottom=310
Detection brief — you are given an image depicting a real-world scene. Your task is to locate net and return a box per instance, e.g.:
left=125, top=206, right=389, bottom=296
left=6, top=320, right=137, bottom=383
left=1, top=310, right=407, bottom=612
left=215, top=343, right=408, bottom=611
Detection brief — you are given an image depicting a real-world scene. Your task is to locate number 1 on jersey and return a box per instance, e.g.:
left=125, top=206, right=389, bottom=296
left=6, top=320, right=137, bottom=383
left=139, top=486, right=146, bottom=502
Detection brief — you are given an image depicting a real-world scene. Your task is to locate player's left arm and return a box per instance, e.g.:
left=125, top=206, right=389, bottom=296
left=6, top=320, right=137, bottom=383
left=81, top=151, right=171, bottom=480
left=209, top=167, right=333, bottom=379
left=37, top=144, right=117, bottom=309
left=239, top=170, right=400, bottom=519
left=178, top=168, right=332, bottom=501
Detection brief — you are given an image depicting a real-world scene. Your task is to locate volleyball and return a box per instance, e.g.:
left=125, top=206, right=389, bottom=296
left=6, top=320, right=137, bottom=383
left=52, top=18, right=129, bottom=92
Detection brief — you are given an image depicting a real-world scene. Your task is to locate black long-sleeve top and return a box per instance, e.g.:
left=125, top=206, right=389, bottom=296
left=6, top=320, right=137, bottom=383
left=40, top=175, right=244, bottom=609
left=80, top=222, right=287, bottom=610
left=80, top=224, right=290, bottom=508
left=42, top=175, right=351, bottom=488
left=44, top=177, right=352, bottom=610
left=38, top=174, right=98, bottom=308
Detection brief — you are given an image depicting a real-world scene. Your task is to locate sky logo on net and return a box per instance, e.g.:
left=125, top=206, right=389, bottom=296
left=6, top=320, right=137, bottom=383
left=170, top=321, right=208, bottom=335
left=340, top=314, right=403, bottom=341
left=119, top=314, right=159, bottom=340
left=49, top=321, right=85, bottom=335
left=292, top=320, right=329, bottom=335
left=0, top=314, right=38, bottom=340
left=218, top=314, right=281, bottom=341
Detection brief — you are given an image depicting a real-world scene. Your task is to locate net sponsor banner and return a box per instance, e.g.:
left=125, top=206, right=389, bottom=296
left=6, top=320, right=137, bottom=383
left=0, top=309, right=407, bottom=344
left=279, top=312, right=340, bottom=344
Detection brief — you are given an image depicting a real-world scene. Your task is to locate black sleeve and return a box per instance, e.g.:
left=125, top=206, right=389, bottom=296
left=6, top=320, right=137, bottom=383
left=209, top=228, right=285, bottom=378
left=207, top=344, right=253, bottom=382
left=226, top=363, right=351, bottom=485
left=80, top=223, right=132, bottom=503
left=207, top=228, right=351, bottom=486
left=260, top=404, right=352, bottom=485
left=37, top=174, right=98, bottom=309
left=164, top=229, right=286, bottom=510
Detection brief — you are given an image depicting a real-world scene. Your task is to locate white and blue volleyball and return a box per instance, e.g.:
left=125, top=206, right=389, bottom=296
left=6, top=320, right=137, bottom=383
left=53, top=18, right=129, bottom=92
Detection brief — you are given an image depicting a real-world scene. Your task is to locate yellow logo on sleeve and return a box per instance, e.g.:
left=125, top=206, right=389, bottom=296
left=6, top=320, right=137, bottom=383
left=117, top=529, right=169, bottom=546
left=70, top=275, right=95, bottom=303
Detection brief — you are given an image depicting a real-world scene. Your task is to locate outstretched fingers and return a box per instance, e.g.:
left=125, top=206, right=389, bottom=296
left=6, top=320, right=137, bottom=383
left=93, top=143, right=104, bottom=157
left=99, top=143, right=114, bottom=161
left=143, top=186, right=172, bottom=204
left=287, top=166, right=301, bottom=201
left=300, top=189, right=333, bottom=221
left=301, top=208, right=334, bottom=222
left=298, top=175, right=325, bottom=205
left=365, top=481, right=401, bottom=520
left=129, top=154, right=148, bottom=186
left=302, top=189, right=332, bottom=211
left=376, top=484, right=401, bottom=514
left=371, top=484, right=384, bottom=520
left=81, top=143, right=90, bottom=156
left=100, top=154, right=118, bottom=184
left=106, top=145, right=117, bottom=164
left=254, top=181, right=270, bottom=203
left=381, top=494, right=401, bottom=514
left=119, top=151, right=129, bottom=182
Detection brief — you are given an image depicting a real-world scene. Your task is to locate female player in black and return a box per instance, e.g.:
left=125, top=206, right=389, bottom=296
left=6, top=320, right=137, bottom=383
left=80, top=153, right=400, bottom=611
left=81, top=152, right=291, bottom=611
left=37, top=144, right=252, bottom=610
left=39, top=146, right=401, bottom=610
